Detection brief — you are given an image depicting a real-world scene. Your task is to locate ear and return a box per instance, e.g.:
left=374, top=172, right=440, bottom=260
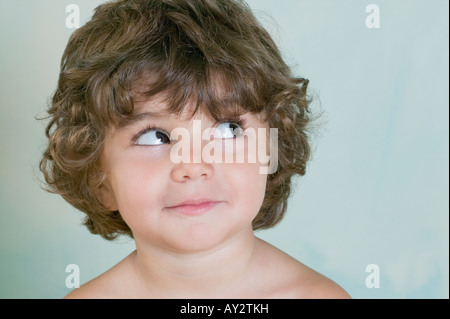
left=96, top=182, right=119, bottom=212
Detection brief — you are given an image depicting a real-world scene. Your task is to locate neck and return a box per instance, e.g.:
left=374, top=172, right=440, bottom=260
left=131, top=228, right=257, bottom=298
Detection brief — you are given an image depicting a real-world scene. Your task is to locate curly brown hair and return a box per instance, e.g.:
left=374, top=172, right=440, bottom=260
left=40, top=0, right=313, bottom=240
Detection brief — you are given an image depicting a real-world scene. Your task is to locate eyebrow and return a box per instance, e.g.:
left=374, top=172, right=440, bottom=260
left=118, top=110, right=169, bottom=128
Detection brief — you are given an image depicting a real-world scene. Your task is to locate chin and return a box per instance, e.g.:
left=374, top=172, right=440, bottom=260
left=173, top=225, right=229, bottom=252
left=163, top=222, right=248, bottom=253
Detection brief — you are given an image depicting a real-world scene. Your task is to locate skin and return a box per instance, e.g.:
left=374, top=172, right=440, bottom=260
left=65, top=97, right=350, bottom=299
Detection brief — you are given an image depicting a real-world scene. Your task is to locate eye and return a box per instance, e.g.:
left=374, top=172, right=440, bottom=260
left=135, top=128, right=170, bottom=146
left=215, top=121, right=244, bottom=139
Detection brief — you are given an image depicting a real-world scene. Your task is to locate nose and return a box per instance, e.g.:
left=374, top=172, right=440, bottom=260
left=170, top=160, right=213, bottom=182
left=169, top=119, right=214, bottom=182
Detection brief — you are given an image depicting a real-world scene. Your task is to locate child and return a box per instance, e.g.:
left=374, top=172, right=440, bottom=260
left=40, top=0, right=350, bottom=298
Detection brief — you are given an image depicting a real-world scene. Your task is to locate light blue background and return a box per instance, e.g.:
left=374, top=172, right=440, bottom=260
left=0, top=0, right=448, bottom=298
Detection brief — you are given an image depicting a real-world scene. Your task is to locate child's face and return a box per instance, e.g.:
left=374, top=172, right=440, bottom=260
left=100, top=96, right=270, bottom=252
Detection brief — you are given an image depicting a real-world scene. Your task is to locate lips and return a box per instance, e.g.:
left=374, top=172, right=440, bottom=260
left=165, top=198, right=223, bottom=216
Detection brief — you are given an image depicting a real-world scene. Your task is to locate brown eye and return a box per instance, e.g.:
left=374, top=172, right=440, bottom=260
left=216, top=121, right=244, bottom=139
left=135, top=129, right=170, bottom=145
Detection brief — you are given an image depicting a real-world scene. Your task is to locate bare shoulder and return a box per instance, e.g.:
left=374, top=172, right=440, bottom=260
left=293, top=268, right=351, bottom=299
left=64, top=275, right=109, bottom=299
left=64, top=251, right=136, bottom=299
left=254, top=238, right=351, bottom=299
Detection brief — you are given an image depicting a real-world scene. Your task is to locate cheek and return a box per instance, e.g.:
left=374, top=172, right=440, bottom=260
left=107, top=152, right=169, bottom=223
left=221, top=128, right=270, bottom=219
left=226, top=162, right=267, bottom=218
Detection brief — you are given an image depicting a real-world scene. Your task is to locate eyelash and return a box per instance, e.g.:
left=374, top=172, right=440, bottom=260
left=132, top=125, right=168, bottom=144
left=132, top=117, right=248, bottom=145
left=222, top=117, right=247, bottom=129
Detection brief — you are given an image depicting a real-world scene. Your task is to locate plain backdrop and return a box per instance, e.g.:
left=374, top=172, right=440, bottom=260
left=0, top=0, right=448, bottom=298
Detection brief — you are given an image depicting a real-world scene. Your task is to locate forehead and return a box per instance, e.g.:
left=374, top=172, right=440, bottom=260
left=123, top=94, right=206, bottom=126
left=126, top=90, right=244, bottom=126
left=105, top=67, right=269, bottom=134
left=113, top=94, right=267, bottom=134
left=134, top=68, right=262, bottom=112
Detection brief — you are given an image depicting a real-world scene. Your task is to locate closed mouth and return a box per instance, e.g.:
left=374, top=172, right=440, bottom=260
left=165, top=199, right=223, bottom=216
